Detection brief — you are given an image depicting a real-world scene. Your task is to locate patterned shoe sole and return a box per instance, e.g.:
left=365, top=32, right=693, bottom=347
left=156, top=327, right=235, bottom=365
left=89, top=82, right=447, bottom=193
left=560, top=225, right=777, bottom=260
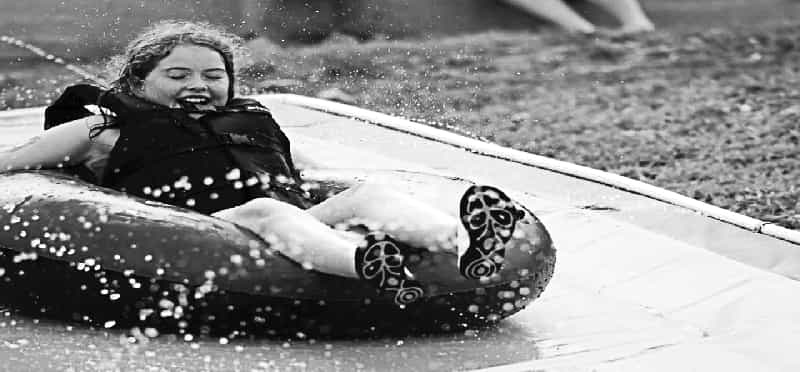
left=356, top=232, right=424, bottom=306
left=458, top=185, right=523, bottom=279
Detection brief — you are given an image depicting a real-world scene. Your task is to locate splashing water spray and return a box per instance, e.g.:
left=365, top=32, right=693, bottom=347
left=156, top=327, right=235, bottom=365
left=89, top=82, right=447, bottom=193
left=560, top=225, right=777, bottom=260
left=0, top=34, right=108, bottom=87
left=0, top=34, right=492, bottom=141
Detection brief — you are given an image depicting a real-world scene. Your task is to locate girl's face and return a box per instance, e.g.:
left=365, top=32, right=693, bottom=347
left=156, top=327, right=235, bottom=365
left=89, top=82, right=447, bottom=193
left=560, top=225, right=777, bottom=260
left=138, top=44, right=230, bottom=111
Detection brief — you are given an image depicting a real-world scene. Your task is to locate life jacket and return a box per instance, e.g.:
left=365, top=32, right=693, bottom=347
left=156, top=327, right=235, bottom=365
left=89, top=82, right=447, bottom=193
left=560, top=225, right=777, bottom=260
left=44, top=84, right=313, bottom=213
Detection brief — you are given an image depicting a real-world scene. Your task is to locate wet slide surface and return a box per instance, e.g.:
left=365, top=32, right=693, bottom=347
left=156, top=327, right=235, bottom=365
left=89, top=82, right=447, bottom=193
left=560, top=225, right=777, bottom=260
left=0, top=96, right=799, bottom=371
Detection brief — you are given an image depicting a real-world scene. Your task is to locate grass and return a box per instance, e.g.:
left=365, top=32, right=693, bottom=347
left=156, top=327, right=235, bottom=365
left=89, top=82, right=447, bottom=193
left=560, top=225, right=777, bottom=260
left=1, top=3, right=799, bottom=230
left=249, top=28, right=800, bottom=229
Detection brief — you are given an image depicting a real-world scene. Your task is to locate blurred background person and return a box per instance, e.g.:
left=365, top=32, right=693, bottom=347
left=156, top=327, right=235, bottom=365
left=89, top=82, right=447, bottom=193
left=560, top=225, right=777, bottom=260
left=503, top=0, right=654, bottom=34
left=241, top=0, right=656, bottom=47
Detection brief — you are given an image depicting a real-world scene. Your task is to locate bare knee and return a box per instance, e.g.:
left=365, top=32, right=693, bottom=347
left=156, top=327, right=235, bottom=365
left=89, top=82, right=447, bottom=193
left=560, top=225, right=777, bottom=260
left=344, top=181, right=400, bottom=202
left=213, top=197, right=303, bottom=221
left=307, top=182, right=408, bottom=226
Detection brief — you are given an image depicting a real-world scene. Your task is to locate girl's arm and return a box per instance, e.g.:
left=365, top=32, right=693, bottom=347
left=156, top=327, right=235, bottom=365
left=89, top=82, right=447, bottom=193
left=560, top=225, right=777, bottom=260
left=0, top=115, right=106, bottom=172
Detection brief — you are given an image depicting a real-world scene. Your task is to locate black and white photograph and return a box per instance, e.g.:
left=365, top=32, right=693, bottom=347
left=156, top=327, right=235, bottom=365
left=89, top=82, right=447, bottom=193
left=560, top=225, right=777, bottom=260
left=0, top=1, right=798, bottom=370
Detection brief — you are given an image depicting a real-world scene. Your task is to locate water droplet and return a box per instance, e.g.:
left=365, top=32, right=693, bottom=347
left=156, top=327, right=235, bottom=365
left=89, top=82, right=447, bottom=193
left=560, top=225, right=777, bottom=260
left=225, top=168, right=241, bottom=180
left=12, top=252, right=37, bottom=263
left=173, top=176, right=191, bottom=190
left=159, top=299, right=174, bottom=309
left=144, top=328, right=159, bottom=338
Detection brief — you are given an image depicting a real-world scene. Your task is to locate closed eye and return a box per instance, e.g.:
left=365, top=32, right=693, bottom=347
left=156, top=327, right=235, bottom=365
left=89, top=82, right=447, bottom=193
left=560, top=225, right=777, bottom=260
left=204, top=69, right=227, bottom=80
left=167, top=72, right=189, bottom=80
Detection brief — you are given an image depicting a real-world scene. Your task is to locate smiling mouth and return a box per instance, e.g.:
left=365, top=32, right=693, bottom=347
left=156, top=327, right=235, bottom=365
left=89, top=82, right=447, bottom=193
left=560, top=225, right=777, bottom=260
left=177, top=96, right=212, bottom=106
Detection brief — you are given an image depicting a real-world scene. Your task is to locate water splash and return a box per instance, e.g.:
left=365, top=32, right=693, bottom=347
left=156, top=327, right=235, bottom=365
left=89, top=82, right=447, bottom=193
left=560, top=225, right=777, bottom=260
left=0, top=34, right=107, bottom=87
left=408, top=115, right=490, bottom=143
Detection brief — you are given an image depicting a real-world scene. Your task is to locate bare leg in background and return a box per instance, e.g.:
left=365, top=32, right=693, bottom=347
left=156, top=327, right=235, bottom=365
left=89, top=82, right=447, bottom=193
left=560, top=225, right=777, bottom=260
left=502, top=0, right=654, bottom=34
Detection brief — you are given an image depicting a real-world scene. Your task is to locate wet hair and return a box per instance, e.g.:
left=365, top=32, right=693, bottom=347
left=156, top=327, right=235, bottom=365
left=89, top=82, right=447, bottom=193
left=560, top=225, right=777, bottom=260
left=107, top=20, right=246, bottom=103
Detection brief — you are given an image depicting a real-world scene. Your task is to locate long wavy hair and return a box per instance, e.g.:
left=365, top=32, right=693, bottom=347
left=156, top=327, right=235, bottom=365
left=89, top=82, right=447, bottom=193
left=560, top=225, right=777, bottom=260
left=106, top=20, right=246, bottom=103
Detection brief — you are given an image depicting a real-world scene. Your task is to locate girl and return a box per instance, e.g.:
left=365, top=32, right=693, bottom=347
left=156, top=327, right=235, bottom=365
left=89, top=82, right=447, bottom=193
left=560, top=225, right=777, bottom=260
left=0, top=20, right=524, bottom=306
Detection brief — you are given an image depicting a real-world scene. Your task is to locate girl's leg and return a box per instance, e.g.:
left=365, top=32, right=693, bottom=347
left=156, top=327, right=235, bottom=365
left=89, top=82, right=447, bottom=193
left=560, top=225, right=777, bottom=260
left=502, top=0, right=597, bottom=34
left=306, top=181, right=461, bottom=252
left=585, top=0, right=654, bottom=32
left=213, top=198, right=424, bottom=305
left=307, top=182, right=525, bottom=279
left=215, top=198, right=359, bottom=277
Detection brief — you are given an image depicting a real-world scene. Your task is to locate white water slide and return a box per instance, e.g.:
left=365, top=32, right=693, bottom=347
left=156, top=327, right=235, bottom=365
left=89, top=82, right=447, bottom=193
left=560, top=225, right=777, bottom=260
left=0, top=95, right=798, bottom=371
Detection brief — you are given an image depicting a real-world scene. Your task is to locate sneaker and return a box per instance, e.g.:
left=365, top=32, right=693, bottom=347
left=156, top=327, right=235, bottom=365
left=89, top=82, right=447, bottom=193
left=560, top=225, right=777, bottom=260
left=458, top=185, right=524, bottom=279
left=355, top=232, right=424, bottom=306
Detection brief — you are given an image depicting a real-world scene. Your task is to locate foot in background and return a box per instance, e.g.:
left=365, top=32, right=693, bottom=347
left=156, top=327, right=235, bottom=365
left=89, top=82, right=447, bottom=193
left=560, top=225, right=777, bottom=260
left=587, top=0, right=655, bottom=34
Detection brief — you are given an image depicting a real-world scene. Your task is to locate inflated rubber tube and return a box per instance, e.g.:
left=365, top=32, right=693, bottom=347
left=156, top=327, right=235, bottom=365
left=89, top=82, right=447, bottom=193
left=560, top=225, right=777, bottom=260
left=0, top=170, right=555, bottom=337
